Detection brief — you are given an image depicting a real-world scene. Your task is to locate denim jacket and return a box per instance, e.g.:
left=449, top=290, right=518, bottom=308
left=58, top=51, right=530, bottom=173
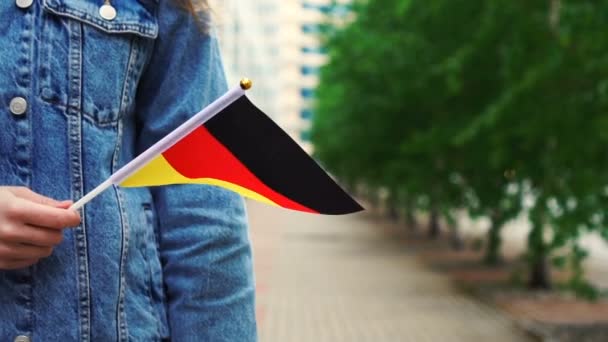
left=0, top=0, right=256, bottom=341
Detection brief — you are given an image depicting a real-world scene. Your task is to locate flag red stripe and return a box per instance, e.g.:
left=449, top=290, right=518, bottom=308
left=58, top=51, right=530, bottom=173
left=161, top=126, right=318, bottom=213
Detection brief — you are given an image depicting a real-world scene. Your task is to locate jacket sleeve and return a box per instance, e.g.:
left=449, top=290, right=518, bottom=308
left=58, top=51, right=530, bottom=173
left=133, top=2, right=257, bottom=341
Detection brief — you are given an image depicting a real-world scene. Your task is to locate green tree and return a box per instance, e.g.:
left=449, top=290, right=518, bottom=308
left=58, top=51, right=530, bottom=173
left=313, top=0, right=608, bottom=293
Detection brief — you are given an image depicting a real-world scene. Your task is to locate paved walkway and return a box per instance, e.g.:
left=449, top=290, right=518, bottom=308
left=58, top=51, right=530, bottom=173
left=247, top=201, right=534, bottom=342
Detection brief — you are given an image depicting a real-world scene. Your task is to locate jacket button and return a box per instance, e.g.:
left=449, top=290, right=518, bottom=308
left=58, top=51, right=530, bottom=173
left=99, top=4, right=117, bottom=21
left=15, top=0, right=33, bottom=9
left=14, top=336, right=30, bottom=342
left=9, top=97, right=27, bottom=116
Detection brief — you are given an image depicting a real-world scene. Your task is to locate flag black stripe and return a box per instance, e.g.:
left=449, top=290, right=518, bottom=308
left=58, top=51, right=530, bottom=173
left=204, top=95, right=363, bottom=215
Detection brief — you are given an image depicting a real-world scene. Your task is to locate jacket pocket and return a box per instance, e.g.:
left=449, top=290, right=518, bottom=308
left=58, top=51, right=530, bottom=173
left=40, top=0, right=158, bottom=125
left=42, top=0, right=158, bottom=38
left=142, top=203, right=170, bottom=339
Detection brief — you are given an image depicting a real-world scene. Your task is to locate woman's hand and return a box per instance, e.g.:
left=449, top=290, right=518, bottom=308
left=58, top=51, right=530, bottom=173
left=0, top=187, right=81, bottom=270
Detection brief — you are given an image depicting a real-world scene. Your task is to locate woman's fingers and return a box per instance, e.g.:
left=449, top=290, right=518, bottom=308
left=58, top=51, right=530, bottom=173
left=0, top=241, right=53, bottom=260
left=53, top=200, right=74, bottom=209
left=6, top=186, right=65, bottom=207
left=0, top=223, right=63, bottom=246
left=0, top=187, right=78, bottom=270
left=7, top=199, right=80, bottom=229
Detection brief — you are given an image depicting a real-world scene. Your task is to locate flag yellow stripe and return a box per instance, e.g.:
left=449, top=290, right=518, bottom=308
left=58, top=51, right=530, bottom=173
left=121, top=155, right=279, bottom=207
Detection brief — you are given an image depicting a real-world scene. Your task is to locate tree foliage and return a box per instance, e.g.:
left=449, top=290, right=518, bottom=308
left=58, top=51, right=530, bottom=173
left=312, top=0, right=608, bottom=295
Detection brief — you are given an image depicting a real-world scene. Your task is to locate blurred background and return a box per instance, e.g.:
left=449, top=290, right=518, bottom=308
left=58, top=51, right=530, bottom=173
left=209, top=1, right=608, bottom=341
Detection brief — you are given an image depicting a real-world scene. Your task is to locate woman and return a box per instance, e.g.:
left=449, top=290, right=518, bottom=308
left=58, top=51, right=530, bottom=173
left=0, top=0, right=257, bottom=341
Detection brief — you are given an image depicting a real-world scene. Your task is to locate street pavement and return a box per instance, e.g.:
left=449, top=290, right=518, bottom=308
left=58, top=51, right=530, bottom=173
left=247, top=201, right=534, bottom=342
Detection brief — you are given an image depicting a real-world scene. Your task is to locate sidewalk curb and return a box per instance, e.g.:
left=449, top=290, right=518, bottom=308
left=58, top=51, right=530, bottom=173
left=517, top=320, right=608, bottom=342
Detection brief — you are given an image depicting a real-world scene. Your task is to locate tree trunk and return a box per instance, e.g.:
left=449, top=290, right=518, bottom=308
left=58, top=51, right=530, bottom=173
left=405, top=206, right=417, bottom=231
left=529, top=255, right=552, bottom=289
left=484, top=216, right=502, bottom=266
left=387, top=204, right=399, bottom=221
left=549, top=0, right=561, bottom=31
left=428, top=207, right=440, bottom=239
left=449, top=223, right=464, bottom=250
left=527, top=216, right=552, bottom=289
left=402, top=196, right=416, bottom=230
left=387, top=192, right=399, bottom=222
left=367, top=188, right=379, bottom=211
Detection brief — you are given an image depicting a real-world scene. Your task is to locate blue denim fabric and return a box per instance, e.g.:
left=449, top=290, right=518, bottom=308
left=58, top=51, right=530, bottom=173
left=0, top=0, right=257, bottom=341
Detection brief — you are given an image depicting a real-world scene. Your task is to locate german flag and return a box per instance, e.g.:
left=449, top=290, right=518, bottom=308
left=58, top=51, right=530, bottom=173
left=119, top=92, right=363, bottom=215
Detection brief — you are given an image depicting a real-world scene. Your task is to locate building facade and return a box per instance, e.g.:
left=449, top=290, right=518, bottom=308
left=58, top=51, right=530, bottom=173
left=209, top=0, right=346, bottom=152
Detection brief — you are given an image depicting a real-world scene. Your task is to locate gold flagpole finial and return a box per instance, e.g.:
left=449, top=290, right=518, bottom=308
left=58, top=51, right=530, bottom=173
left=240, top=78, right=253, bottom=90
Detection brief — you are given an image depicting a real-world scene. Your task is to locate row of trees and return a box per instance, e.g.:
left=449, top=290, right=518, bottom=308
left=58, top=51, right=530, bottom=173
left=312, top=0, right=608, bottom=297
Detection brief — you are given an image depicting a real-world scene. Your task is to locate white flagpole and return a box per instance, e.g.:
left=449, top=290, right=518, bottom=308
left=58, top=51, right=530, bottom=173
left=70, top=79, right=252, bottom=210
